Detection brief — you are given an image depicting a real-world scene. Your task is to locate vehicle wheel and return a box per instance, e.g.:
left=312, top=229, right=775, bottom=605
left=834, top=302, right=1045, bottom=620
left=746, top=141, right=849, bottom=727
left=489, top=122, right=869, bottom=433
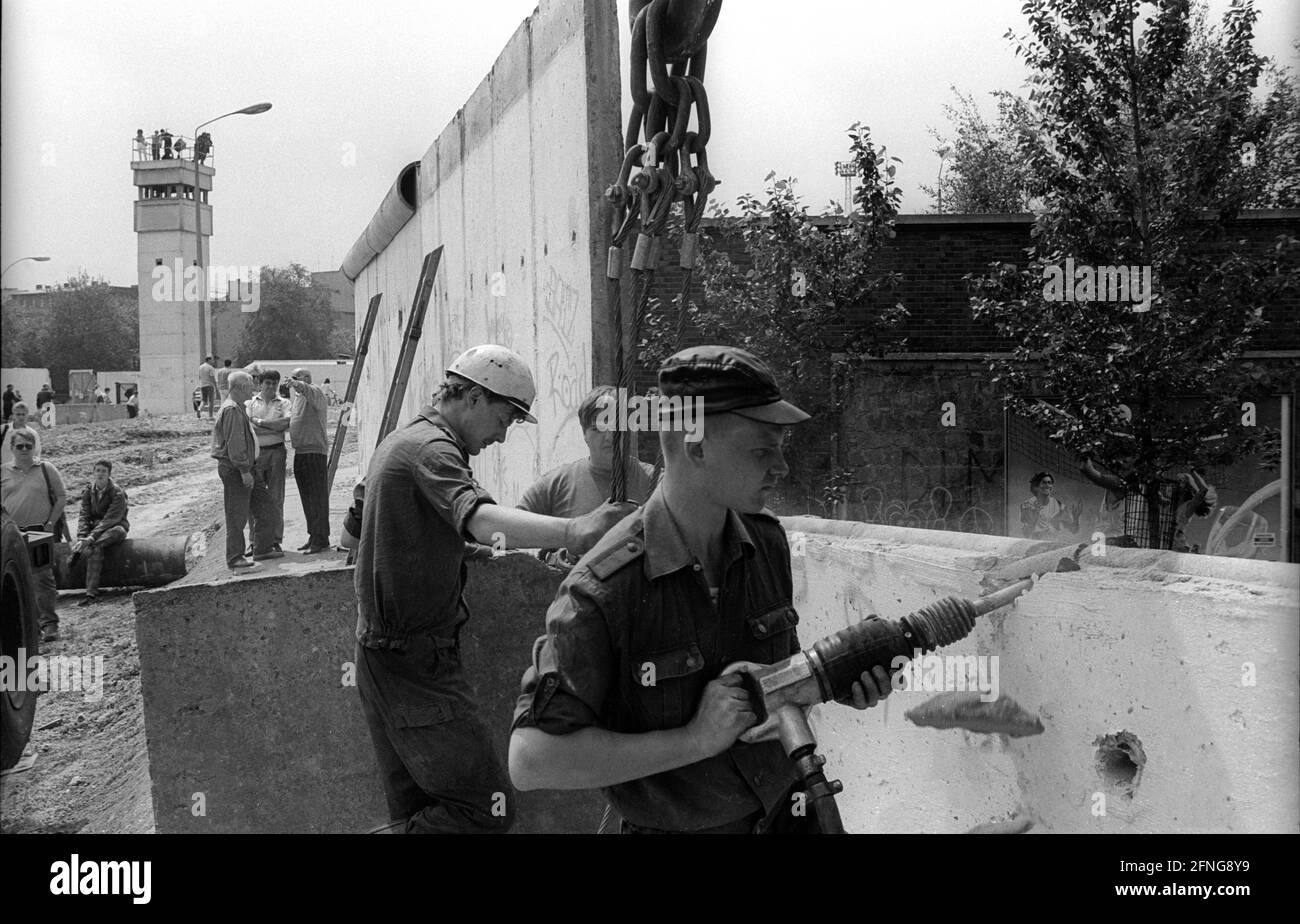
left=1, top=516, right=40, bottom=771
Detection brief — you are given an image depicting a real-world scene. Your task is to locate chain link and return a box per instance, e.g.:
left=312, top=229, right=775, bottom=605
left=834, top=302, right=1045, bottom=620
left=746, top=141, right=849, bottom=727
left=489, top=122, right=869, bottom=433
left=606, top=0, right=722, bottom=501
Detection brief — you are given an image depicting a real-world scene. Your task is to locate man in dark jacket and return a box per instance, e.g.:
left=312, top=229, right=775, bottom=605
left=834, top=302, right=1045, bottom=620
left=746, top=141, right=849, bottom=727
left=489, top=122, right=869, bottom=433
left=71, top=460, right=130, bottom=604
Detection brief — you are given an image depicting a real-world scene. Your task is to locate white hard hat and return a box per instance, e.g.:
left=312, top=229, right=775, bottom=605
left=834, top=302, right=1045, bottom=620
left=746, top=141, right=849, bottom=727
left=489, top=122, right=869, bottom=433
left=447, top=344, right=537, bottom=423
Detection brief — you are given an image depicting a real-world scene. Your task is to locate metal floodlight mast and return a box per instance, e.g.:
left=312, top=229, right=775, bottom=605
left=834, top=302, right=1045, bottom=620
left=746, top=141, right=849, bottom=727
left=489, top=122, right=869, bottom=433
left=835, top=161, right=858, bottom=210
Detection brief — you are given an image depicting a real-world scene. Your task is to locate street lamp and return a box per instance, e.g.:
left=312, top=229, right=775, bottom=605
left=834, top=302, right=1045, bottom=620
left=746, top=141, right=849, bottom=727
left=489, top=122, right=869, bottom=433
left=193, top=102, right=272, bottom=361
left=1, top=255, right=51, bottom=281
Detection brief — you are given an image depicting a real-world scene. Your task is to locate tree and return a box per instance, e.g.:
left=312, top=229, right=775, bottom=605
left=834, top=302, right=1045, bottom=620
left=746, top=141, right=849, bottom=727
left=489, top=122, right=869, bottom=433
left=926, top=7, right=1299, bottom=214
left=967, top=0, right=1298, bottom=548
left=0, top=296, right=40, bottom=368
left=236, top=263, right=333, bottom=360
left=328, top=319, right=356, bottom=359
left=40, top=272, right=138, bottom=395
left=1190, top=34, right=1300, bottom=209
left=639, top=123, right=909, bottom=512
left=921, top=88, right=1033, bottom=213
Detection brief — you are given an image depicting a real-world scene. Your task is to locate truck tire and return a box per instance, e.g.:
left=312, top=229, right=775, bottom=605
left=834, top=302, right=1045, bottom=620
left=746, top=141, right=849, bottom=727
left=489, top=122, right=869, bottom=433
left=1, top=512, right=40, bottom=771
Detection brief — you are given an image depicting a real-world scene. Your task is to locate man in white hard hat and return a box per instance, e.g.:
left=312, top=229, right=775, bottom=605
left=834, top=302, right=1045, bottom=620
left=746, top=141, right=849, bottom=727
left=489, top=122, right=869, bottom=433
left=354, top=344, right=636, bottom=834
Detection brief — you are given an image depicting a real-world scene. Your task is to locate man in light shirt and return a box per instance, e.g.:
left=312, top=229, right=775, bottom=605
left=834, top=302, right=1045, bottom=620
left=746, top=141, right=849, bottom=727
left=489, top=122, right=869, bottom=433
left=517, top=385, right=655, bottom=567
left=198, top=356, right=217, bottom=420
left=211, top=371, right=266, bottom=570
left=216, top=359, right=234, bottom=405
left=246, top=370, right=291, bottom=558
left=1, top=428, right=65, bottom=641
left=1, top=402, right=43, bottom=465
left=288, top=368, right=331, bottom=553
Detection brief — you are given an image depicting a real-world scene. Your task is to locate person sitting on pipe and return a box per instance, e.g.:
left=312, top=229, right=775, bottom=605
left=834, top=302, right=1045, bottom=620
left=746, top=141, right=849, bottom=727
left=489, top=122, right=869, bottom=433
left=70, top=459, right=130, bottom=605
left=508, top=345, right=892, bottom=833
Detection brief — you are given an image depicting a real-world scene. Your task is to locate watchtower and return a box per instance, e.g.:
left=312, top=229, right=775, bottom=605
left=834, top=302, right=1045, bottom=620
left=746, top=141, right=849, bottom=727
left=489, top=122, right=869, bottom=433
left=130, top=132, right=213, bottom=414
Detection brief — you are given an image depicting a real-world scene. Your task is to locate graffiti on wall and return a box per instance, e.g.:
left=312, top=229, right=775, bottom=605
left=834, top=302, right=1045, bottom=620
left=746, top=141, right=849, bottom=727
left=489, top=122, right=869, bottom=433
left=540, top=266, right=589, bottom=456
left=848, top=446, right=1000, bottom=534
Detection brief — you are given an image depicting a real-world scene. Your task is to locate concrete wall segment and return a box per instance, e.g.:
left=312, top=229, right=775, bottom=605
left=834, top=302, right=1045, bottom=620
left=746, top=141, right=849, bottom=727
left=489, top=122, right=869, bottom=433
left=349, top=0, right=620, bottom=503
left=783, top=516, right=1299, bottom=833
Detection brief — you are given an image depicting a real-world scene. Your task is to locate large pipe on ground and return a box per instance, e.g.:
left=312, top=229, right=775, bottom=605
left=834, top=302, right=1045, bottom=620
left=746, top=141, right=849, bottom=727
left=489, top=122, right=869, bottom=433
left=53, top=538, right=188, bottom=590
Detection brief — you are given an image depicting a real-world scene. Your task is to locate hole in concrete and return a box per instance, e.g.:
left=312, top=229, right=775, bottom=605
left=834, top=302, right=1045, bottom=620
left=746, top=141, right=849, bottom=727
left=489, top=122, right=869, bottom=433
left=1094, top=731, right=1145, bottom=797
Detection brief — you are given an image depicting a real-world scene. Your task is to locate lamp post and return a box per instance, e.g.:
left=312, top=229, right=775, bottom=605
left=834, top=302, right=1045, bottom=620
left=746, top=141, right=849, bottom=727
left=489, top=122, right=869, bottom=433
left=193, top=102, right=271, bottom=360
left=1, top=255, right=51, bottom=282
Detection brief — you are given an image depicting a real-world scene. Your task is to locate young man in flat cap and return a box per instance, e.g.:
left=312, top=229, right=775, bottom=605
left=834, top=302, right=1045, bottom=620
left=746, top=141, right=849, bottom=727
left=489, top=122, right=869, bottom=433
left=508, top=345, right=891, bottom=833
left=355, top=344, right=634, bottom=834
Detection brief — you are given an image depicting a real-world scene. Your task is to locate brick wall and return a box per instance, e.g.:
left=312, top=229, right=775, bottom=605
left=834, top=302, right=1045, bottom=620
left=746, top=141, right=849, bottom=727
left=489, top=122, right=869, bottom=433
left=644, top=211, right=1299, bottom=355
left=630, top=211, right=1298, bottom=535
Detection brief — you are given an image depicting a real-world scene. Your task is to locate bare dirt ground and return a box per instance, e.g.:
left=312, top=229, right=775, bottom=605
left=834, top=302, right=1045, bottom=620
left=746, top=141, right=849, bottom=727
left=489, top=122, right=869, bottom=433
left=0, top=409, right=357, bottom=833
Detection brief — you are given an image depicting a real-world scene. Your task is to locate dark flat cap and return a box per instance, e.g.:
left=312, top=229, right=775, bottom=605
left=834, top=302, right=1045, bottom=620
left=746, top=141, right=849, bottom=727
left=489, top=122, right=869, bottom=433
left=658, top=345, right=810, bottom=425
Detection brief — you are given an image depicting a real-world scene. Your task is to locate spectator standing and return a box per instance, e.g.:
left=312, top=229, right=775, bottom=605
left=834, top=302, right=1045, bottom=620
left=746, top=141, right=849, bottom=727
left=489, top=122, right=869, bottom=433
left=71, top=460, right=130, bottom=605
left=1, top=428, right=66, bottom=641
left=134, top=128, right=146, bottom=159
left=160, top=129, right=173, bottom=159
left=1019, top=471, right=1080, bottom=539
left=125, top=389, right=139, bottom=419
left=211, top=371, right=266, bottom=571
left=197, top=356, right=217, bottom=420
left=3, top=384, right=15, bottom=421
left=36, top=384, right=53, bottom=413
left=322, top=379, right=338, bottom=406
left=216, top=359, right=233, bottom=404
left=246, top=371, right=291, bottom=557
left=287, top=368, right=331, bottom=553
left=1, top=403, right=43, bottom=465
left=194, top=131, right=211, bottom=165
left=151, top=129, right=161, bottom=160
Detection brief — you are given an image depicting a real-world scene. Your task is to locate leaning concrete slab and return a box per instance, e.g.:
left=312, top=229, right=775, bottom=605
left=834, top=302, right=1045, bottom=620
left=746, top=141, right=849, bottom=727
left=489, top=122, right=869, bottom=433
left=135, top=552, right=604, bottom=833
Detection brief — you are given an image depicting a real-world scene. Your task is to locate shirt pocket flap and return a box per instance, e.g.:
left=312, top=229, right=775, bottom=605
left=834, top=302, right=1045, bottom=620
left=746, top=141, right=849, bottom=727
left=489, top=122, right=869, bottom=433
left=748, top=604, right=799, bottom=640
left=631, top=644, right=705, bottom=683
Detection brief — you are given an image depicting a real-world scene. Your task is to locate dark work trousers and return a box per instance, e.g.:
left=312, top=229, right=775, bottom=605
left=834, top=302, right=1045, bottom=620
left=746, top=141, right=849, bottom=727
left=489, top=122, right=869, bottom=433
left=355, top=636, right=514, bottom=833
left=83, top=525, right=128, bottom=594
left=293, top=451, right=330, bottom=547
left=218, top=460, right=269, bottom=565
left=250, top=443, right=286, bottom=550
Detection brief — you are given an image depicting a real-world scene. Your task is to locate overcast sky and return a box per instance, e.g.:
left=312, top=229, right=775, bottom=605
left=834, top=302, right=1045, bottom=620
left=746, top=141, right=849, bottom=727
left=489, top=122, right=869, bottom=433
left=2, top=0, right=1295, bottom=290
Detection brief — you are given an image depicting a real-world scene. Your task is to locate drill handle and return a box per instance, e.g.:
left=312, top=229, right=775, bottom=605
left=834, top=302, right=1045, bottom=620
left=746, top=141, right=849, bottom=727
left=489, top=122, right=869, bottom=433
left=721, top=660, right=779, bottom=745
